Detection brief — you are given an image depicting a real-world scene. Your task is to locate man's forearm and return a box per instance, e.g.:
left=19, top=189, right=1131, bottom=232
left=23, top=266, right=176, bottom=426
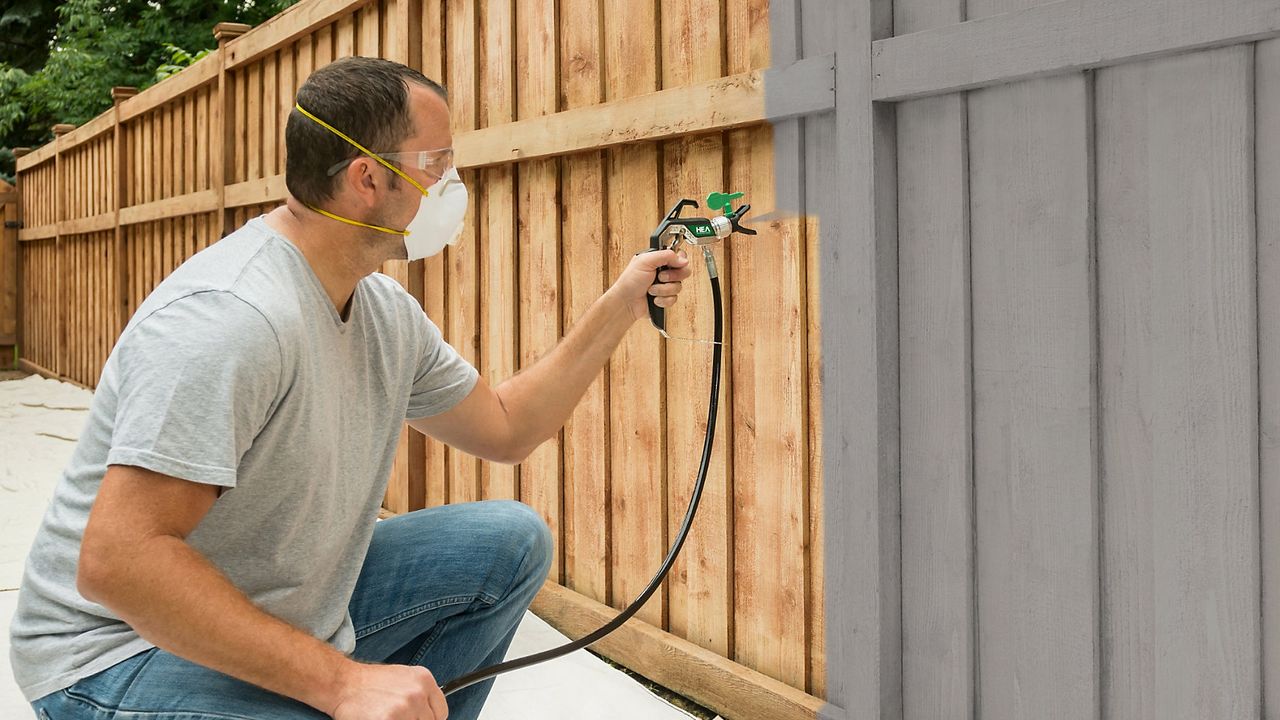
left=495, top=286, right=637, bottom=459
left=82, top=534, right=351, bottom=714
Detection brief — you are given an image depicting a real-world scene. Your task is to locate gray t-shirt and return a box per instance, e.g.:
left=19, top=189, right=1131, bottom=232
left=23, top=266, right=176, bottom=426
left=8, top=216, right=479, bottom=702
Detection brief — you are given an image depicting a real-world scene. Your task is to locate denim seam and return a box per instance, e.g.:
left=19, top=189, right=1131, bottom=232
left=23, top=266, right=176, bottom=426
left=408, top=615, right=454, bottom=666
left=62, top=686, right=267, bottom=720
left=353, top=592, right=496, bottom=639
left=60, top=648, right=158, bottom=715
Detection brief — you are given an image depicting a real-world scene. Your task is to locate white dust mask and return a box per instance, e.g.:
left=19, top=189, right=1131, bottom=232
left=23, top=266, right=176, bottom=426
left=403, top=167, right=468, bottom=261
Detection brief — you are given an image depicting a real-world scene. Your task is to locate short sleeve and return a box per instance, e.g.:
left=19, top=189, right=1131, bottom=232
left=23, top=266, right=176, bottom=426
left=405, top=310, right=479, bottom=420
left=106, top=291, right=283, bottom=488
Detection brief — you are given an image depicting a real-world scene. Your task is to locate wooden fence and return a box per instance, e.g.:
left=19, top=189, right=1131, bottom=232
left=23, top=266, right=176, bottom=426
left=1, top=179, right=15, bottom=364
left=12, top=1, right=830, bottom=718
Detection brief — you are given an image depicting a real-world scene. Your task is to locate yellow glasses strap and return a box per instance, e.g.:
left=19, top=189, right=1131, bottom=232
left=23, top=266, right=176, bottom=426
left=306, top=203, right=407, bottom=236
left=294, top=102, right=431, bottom=197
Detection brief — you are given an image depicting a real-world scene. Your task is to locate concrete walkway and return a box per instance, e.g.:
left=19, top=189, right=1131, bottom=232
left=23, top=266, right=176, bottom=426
left=0, top=374, right=703, bottom=719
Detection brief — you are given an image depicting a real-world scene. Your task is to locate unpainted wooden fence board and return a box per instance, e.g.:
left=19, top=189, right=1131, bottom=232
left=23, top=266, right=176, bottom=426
left=478, top=0, right=517, bottom=502
left=602, top=0, right=666, bottom=628
left=445, top=0, right=481, bottom=503
left=557, top=0, right=610, bottom=606
left=727, top=0, right=810, bottom=689
left=1096, top=45, right=1260, bottom=720
left=659, top=0, right=734, bottom=662
left=515, top=0, right=563, bottom=581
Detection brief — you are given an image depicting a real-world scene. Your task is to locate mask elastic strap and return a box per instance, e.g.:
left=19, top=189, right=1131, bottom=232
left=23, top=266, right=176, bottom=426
left=304, top=202, right=408, bottom=236
left=294, top=102, right=431, bottom=197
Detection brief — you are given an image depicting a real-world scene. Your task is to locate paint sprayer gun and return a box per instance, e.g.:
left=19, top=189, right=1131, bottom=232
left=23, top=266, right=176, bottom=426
left=643, top=192, right=756, bottom=335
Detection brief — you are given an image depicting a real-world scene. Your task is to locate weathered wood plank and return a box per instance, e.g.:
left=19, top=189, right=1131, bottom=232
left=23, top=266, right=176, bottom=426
left=1259, top=36, right=1280, bottom=720
left=603, top=0, right=665, bottom=630
left=873, top=0, right=1280, bottom=102
left=118, top=51, right=221, bottom=122
left=455, top=57, right=833, bottom=170
left=532, top=580, right=827, bottom=720
left=558, top=0, right=610, bottom=604
left=119, top=190, right=220, bottom=225
left=419, top=0, right=446, bottom=509
left=478, top=0, right=517, bottom=502
left=727, top=0, right=809, bottom=689
left=892, top=0, right=972, bottom=714
left=1096, top=45, right=1259, bottom=720
left=515, top=0, right=562, bottom=579
left=968, top=66, right=1098, bottom=720
left=445, top=0, right=480, bottom=503
left=660, top=0, right=732, bottom=663
left=225, top=0, right=378, bottom=69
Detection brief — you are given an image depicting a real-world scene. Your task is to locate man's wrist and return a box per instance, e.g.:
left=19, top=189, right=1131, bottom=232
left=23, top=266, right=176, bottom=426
left=601, top=282, right=640, bottom=326
left=314, top=652, right=359, bottom=715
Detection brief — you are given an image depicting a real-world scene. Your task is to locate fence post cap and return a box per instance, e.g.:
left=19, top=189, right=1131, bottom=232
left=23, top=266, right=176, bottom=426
left=12, top=147, right=31, bottom=158
left=51, top=124, right=76, bottom=136
left=213, top=22, right=251, bottom=44
left=111, top=86, right=139, bottom=102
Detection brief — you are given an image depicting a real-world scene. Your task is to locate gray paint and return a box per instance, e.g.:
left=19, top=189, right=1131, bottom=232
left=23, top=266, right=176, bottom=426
left=800, top=1, right=1276, bottom=718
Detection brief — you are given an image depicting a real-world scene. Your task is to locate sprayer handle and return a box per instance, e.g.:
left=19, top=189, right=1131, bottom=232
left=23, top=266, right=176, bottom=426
left=641, top=249, right=668, bottom=333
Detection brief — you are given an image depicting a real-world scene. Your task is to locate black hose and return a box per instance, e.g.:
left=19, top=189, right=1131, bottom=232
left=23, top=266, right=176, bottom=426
left=441, top=272, right=724, bottom=697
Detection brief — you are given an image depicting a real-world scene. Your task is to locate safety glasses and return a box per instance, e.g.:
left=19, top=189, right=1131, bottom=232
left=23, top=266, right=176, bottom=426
left=326, top=147, right=455, bottom=181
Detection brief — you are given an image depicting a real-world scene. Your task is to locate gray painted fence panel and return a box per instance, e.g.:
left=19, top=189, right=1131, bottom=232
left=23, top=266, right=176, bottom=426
left=895, top=0, right=974, bottom=718
left=897, top=93, right=975, bottom=720
left=1260, top=38, right=1280, bottom=720
left=1097, top=45, right=1260, bottom=720
left=830, top=1, right=1275, bottom=718
left=968, top=72, right=1100, bottom=720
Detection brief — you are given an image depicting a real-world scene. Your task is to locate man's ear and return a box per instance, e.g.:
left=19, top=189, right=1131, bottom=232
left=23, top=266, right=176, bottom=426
left=344, top=157, right=382, bottom=207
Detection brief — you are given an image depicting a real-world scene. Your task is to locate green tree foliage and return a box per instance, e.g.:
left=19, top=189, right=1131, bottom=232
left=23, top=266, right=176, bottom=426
left=0, top=0, right=298, bottom=181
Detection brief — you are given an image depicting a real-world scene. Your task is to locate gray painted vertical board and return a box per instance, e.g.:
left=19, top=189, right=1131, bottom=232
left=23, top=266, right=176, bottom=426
left=966, top=0, right=1101, bottom=714
left=1096, top=45, right=1261, bottom=720
left=1260, top=37, right=1280, bottom=720
left=968, top=70, right=1100, bottom=719
left=816, top=0, right=902, bottom=716
left=894, top=0, right=973, bottom=717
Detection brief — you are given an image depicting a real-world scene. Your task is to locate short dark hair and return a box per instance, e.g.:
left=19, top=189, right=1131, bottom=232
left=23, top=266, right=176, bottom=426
left=285, top=56, right=447, bottom=206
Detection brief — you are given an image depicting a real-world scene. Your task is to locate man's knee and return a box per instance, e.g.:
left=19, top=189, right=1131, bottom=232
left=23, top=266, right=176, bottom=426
left=491, top=500, right=553, bottom=584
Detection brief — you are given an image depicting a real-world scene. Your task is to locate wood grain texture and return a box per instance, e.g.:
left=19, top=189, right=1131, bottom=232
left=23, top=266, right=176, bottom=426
left=1096, top=45, right=1260, bottom=720
left=660, top=0, right=732, bottom=662
left=419, top=0, right=448, bottom=510
left=893, top=0, right=972, bottom=716
left=515, top=0, right=563, bottom=580
left=728, top=0, right=810, bottom=690
left=896, top=91, right=974, bottom=720
left=1259, top=36, right=1280, bottom=720
left=558, top=0, right=610, bottom=606
left=603, top=0, right=666, bottom=628
left=445, top=0, right=481, bottom=503
left=478, top=0, right=517, bottom=501
left=968, top=69, right=1099, bottom=720
left=874, top=0, right=1280, bottom=102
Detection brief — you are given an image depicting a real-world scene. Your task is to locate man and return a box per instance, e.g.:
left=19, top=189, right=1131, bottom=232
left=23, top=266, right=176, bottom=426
left=10, top=56, right=691, bottom=720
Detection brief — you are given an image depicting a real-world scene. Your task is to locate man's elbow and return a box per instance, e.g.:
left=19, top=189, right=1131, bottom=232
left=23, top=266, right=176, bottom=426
left=497, top=437, right=540, bottom=466
left=76, top=543, right=112, bottom=604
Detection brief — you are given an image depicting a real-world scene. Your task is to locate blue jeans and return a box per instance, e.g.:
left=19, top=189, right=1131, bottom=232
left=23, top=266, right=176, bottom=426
left=29, top=500, right=554, bottom=720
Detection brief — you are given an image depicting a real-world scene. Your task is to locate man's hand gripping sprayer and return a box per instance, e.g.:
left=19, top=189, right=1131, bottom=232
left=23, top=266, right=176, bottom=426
left=438, top=193, right=755, bottom=698
left=643, top=192, right=756, bottom=337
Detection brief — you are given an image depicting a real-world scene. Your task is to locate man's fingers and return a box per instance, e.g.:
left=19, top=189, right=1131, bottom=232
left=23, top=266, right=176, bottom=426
left=648, top=281, right=683, bottom=297
left=657, top=266, right=693, bottom=282
left=427, top=687, right=448, bottom=719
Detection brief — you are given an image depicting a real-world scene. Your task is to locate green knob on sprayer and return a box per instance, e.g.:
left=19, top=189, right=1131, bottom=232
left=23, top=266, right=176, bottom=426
left=706, top=191, right=744, bottom=215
